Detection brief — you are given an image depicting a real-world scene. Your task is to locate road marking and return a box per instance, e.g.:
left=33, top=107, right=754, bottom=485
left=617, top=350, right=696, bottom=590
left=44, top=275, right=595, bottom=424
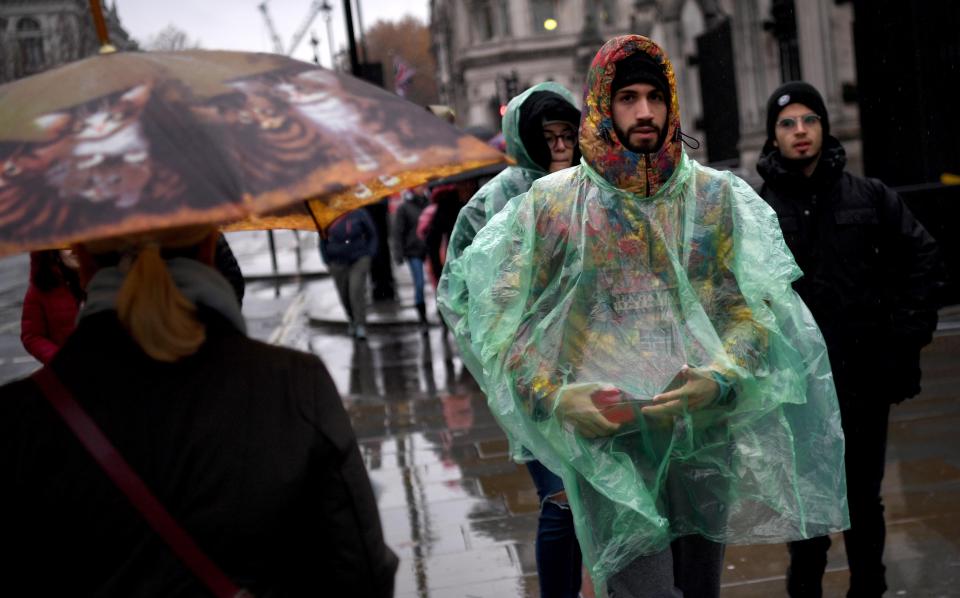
left=269, top=290, right=308, bottom=347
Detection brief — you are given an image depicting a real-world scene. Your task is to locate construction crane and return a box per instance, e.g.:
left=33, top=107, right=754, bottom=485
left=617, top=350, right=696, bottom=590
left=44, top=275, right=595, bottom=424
left=257, top=0, right=327, bottom=57
left=287, top=0, right=327, bottom=57
left=257, top=1, right=285, bottom=55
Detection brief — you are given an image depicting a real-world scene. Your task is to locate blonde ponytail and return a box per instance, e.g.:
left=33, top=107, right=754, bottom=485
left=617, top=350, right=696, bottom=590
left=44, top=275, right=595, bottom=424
left=116, top=244, right=206, bottom=362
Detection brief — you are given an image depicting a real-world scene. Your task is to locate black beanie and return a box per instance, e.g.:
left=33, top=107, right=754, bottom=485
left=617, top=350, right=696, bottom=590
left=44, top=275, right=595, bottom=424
left=765, top=81, right=830, bottom=140
left=611, top=52, right=670, bottom=101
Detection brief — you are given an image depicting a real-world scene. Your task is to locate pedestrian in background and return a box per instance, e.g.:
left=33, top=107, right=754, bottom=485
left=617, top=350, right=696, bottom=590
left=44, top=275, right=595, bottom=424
left=393, top=188, right=430, bottom=331
left=1, top=225, right=398, bottom=596
left=422, top=183, right=460, bottom=289
left=321, top=208, right=379, bottom=340
left=21, top=249, right=84, bottom=364
left=758, top=81, right=943, bottom=598
left=439, top=80, right=585, bottom=598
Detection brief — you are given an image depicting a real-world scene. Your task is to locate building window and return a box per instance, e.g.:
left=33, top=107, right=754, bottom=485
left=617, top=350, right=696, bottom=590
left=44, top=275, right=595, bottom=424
left=16, top=17, right=45, bottom=75
left=470, top=0, right=511, bottom=43
left=530, top=0, right=558, bottom=34
left=498, top=0, right=512, bottom=37
left=471, top=0, right=495, bottom=42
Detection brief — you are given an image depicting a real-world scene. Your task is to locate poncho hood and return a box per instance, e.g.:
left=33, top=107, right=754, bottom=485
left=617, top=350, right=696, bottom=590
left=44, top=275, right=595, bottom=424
left=580, top=35, right=683, bottom=197
left=503, top=81, right=579, bottom=174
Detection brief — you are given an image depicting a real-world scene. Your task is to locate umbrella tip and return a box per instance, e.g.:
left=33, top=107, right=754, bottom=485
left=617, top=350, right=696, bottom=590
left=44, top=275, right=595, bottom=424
left=99, top=44, right=118, bottom=55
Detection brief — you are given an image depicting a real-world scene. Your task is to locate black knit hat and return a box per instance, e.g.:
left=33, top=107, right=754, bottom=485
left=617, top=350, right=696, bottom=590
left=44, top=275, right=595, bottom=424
left=765, top=81, right=830, bottom=140
left=611, top=52, right=670, bottom=102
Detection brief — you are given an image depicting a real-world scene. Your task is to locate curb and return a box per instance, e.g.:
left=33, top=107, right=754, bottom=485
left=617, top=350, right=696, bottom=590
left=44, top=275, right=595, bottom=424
left=243, top=271, right=329, bottom=283
left=308, top=316, right=437, bottom=330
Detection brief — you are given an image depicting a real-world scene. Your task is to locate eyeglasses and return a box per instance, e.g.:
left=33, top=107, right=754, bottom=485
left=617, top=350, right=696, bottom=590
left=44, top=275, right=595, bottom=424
left=776, top=114, right=821, bottom=130
left=544, top=132, right=576, bottom=146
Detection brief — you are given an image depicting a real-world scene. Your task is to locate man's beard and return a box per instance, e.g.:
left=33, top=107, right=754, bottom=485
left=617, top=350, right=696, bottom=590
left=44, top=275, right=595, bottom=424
left=615, top=122, right=668, bottom=154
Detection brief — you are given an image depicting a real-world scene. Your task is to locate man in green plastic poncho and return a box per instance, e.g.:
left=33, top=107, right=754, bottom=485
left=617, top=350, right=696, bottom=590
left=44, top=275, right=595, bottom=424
left=440, top=35, right=850, bottom=596
left=440, top=82, right=587, bottom=598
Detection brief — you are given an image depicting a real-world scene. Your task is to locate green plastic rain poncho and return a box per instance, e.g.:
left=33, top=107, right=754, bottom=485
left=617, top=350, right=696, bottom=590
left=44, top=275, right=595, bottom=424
left=441, top=81, right=580, bottom=380
left=439, top=35, right=849, bottom=584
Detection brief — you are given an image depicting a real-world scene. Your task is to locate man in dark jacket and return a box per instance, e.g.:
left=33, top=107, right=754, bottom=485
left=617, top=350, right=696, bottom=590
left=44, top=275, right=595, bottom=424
left=757, top=81, right=943, bottom=597
left=392, top=188, right=430, bottom=330
left=321, top=208, right=379, bottom=340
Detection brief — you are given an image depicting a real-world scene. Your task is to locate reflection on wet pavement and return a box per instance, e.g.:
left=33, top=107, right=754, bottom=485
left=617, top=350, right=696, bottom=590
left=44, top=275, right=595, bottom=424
left=312, top=325, right=960, bottom=597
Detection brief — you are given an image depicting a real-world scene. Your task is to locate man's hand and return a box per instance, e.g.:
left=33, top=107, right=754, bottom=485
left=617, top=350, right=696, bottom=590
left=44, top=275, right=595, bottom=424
left=641, top=366, right=720, bottom=418
left=552, top=382, right=622, bottom=438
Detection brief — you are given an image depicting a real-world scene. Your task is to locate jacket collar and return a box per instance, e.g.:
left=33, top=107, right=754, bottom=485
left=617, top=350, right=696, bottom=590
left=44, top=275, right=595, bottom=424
left=579, top=35, right=683, bottom=198
left=757, top=135, right=847, bottom=191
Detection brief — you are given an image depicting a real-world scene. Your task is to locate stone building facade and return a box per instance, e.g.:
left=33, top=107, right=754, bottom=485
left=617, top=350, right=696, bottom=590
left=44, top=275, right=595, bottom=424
left=430, top=0, right=861, bottom=176
left=0, top=0, right=136, bottom=85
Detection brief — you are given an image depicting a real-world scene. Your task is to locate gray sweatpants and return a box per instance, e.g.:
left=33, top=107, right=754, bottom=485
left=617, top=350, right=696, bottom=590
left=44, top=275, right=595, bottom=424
left=607, top=535, right=725, bottom=598
left=328, top=256, right=371, bottom=326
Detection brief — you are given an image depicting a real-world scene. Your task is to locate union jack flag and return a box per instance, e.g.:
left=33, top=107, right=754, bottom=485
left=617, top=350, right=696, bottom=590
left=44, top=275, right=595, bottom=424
left=393, top=55, right=416, bottom=97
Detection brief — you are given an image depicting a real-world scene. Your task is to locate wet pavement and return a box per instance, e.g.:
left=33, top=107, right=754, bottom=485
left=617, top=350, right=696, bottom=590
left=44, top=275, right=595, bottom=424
left=1, top=235, right=958, bottom=596
left=317, top=314, right=960, bottom=598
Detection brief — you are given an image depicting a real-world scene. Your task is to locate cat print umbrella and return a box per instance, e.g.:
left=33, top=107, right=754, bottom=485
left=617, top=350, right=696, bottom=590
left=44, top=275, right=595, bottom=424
left=0, top=49, right=506, bottom=256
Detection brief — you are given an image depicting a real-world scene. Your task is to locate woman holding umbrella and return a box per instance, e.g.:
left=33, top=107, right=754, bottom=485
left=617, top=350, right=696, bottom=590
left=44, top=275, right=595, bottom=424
left=0, top=28, right=506, bottom=595
left=0, top=225, right=399, bottom=596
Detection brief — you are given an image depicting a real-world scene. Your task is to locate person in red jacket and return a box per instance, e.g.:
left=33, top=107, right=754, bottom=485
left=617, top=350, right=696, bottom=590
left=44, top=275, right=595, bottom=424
left=21, top=249, right=84, bottom=364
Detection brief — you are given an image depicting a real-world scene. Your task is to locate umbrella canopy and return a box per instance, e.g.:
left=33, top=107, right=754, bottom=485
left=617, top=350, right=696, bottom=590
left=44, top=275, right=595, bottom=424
left=0, top=50, right=506, bottom=256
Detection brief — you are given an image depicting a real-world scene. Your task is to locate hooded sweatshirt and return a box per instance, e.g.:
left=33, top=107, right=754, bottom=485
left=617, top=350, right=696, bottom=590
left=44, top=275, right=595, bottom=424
left=442, top=35, right=848, bottom=584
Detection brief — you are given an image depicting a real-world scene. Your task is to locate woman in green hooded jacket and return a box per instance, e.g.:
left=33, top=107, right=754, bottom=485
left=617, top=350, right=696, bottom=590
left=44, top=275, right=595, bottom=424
left=440, top=81, right=587, bottom=598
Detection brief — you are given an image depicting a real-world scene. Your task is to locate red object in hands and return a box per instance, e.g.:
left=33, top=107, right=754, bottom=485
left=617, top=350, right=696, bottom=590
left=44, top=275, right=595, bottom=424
left=591, top=388, right=636, bottom=423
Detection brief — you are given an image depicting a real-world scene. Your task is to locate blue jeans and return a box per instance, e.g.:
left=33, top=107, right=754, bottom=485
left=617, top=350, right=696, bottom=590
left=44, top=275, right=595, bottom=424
left=407, top=257, right=425, bottom=306
left=526, top=460, right=582, bottom=598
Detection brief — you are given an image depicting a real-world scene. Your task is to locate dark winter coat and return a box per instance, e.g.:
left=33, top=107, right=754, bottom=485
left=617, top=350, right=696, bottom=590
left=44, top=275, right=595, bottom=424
left=0, top=310, right=398, bottom=597
left=393, top=194, right=428, bottom=259
left=758, top=137, right=943, bottom=402
left=320, top=209, right=379, bottom=266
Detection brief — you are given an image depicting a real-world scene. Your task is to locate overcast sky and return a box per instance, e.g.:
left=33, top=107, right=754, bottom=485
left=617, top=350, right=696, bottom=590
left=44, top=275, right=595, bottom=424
left=115, top=0, right=429, bottom=66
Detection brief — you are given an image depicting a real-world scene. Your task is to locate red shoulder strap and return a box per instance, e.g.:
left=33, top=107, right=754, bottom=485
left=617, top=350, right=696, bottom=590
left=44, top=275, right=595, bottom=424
left=31, top=366, right=250, bottom=598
